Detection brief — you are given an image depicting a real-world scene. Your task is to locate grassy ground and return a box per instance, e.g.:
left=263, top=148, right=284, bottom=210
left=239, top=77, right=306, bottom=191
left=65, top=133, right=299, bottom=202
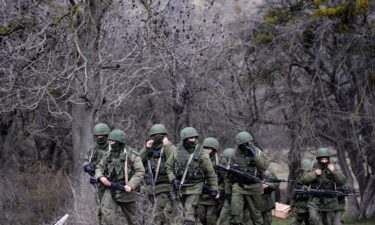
left=272, top=217, right=375, bottom=225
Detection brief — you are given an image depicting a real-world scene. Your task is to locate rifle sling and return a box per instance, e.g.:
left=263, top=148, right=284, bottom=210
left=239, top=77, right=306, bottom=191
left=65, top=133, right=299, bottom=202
left=180, top=153, right=194, bottom=186
left=154, top=147, right=164, bottom=183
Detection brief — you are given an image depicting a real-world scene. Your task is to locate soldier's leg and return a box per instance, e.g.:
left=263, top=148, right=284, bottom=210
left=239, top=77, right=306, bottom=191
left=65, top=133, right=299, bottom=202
left=230, top=192, right=244, bottom=224
left=101, top=190, right=119, bottom=225
left=206, top=205, right=218, bottom=225
left=163, top=193, right=173, bottom=225
left=262, top=210, right=272, bottom=225
left=97, top=188, right=105, bottom=225
left=217, top=198, right=230, bottom=225
left=244, top=195, right=263, bottom=225
left=182, top=194, right=200, bottom=224
left=243, top=208, right=252, bottom=225
left=198, top=204, right=207, bottom=225
left=332, top=211, right=342, bottom=225
left=152, top=193, right=167, bottom=225
left=309, top=208, right=321, bottom=225
left=118, top=201, right=140, bottom=225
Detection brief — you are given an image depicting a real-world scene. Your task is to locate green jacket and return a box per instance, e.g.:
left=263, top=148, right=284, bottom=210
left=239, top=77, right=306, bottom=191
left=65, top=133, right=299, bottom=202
left=301, top=163, right=347, bottom=211
left=83, top=142, right=109, bottom=167
left=290, top=171, right=310, bottom=214
left=166, top=144, right=218, bottom=195
left=199, top=152, right=225, bottom=205
left=96, top=146, right=145, bottom=202
left=261, top=170, right=279, bottom=213
left=226, top=147, right=269, bottom=195
left=139, top=143, right=175, bottom=194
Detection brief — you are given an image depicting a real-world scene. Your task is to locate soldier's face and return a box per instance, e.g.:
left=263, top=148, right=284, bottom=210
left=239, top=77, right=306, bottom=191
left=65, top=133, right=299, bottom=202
left=319, top=158, right=329, bottom=164
left=188, top=137, right=197, bottom=142
left=204, top=147, right=214, bottom=155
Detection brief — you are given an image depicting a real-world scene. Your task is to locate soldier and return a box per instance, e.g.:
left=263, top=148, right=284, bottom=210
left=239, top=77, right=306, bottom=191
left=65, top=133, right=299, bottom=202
left=83, top=122, right=110, bottom=225
left=330, top=158, right=346, bottom=225
left=95, top=129, right=145, bottom=225
left=261, top=169, right=279, bottom=225
left=166, top=127, right=219, bottom=225
left=217, top=148, right=252, bottom=225
left=227, top=131, right=269, bottom=225
left=198, top=137, right=224, bottom=225
left=138, top=124, right=175, bottom=225
left=290, top=159, right=313, bottom=225
left=301, top=148, right=347, bottom=225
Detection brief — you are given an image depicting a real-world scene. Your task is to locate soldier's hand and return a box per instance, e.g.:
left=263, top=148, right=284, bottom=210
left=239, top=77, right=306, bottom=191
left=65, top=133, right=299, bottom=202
left=100, top=176, right=111, bottom=186
left=327, top=164, right=335, bottom=172
left=262, top=183, right=270, bottom=189
left=83, top=163, right=95, bottom=176
left=315, top=169, right=322, bottom=176
left=163, top=136, right=170, bottom=145
left=146, top=140, right=154, bottom=149
left=124, top=185, right=132, bottom=192
left=172, top=179, right=181, bottom=191
left=215, top=193, right=221, bottom=199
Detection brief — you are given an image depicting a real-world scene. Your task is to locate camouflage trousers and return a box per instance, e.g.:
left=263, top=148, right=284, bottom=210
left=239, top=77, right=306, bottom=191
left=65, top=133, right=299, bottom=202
left=262, top=210, right=272, bottom=225
left=309, top=208, right=340, bottom=225
left=230, top=192, right=263, bottom=225
left=290, top=212, right=310, bottom=225
left=181, top=194, right=200, bottom=223
left=96, top=188, right=105, bottom=225
left=152, top=192, right=173, bottom=225
left=217, top=198, right=251, bottom=225
left=197, top=204, right=218, bottom=225
left=100, top=190, right=139, bottom=225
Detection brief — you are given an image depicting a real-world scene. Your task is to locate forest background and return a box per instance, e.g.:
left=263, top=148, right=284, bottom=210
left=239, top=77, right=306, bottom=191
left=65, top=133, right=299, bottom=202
left=1, top=0, right=375, bottom=224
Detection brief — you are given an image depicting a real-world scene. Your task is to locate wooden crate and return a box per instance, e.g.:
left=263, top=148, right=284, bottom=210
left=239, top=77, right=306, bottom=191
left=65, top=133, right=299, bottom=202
left=272, top=202, right=291, bottom=219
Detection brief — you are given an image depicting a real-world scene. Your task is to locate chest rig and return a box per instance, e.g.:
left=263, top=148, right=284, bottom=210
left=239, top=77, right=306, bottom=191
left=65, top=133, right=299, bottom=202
left=230, top=149, right=263, bottom=185
left=104, top=149, right=135, bottom=183
left=147, top=147, right=169, bottom=184
left=311, top=164, right=336, bottom=190
left=174, top=144, right=204, bottom=184
left=89, top=143, right=108, bottom=167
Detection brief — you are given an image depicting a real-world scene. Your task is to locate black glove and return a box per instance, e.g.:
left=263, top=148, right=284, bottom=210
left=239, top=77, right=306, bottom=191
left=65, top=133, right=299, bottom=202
left=84, top=164, right=95, bottom=176
left=172, top=179, right=181, bottom=191
left=208, top=190, right=218, bottom=198
left=238, top=143, right=255, bottom=157
left=89, top=177, right=97, bottom=185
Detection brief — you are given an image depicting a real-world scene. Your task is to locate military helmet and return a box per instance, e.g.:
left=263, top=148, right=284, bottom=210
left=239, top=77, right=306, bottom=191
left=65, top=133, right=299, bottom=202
left=223, top=148, right=235, bottom=161
left=316, top=147, right=330, bottom=159
left=180, top=127, right=199, bottom=141
left=108, top=129, right=126, bottom=144
left=300, top=159, right=313, bottom=171
left=202, top=137, right=219, bottom=151
left=149, top=124, right=168, bottom=137
left=93, top=123, right=110, bottom=136
left=235, top=131, right=254, bottom=145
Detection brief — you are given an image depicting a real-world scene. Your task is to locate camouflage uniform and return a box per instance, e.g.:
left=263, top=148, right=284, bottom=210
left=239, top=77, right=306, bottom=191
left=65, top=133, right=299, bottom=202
left=83, top=123, right=110, bottom=225
left=217, top=148, right=251, bottom=225
left=227, top=131, right=269, bottom=225
left=95, top=129, right=145, bottom=225
left=139, top=124, right=175, bottom=225
left=290, top=159, right=313, bottom=225
left=166, top=127, right=219, bottom=225
left=261, top=170, right=279, bottom=225
left=197, top=137, right=224, bottom=225
left=301, top=148, right=347, bottom=225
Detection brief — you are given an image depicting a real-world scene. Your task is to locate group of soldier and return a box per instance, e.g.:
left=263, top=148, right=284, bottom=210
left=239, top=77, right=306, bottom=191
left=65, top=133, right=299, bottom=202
left=83, top=122, right=349, bottom=225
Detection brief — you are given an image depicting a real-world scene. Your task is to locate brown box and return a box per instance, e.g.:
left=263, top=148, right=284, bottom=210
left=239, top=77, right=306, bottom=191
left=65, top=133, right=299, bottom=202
left=272, top=202, right=291, bottom=219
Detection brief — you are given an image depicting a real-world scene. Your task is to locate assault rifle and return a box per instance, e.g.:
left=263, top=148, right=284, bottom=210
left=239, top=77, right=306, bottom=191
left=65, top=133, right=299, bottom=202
left=294, top=188, right=355, bottom=198
left=214, top=164, right=293, bottom=184
left=336, top=187, right=359, bottom=195
left=147, top=160, right=156, bottom=202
